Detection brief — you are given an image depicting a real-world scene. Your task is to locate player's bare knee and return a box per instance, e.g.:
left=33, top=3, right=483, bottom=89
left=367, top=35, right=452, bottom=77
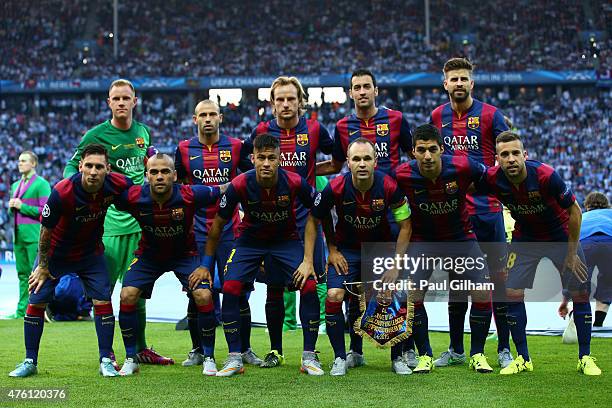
left=192, top=288, right=213, bottom=305
left=91, top=299, right=112, bottom=306
left=120, top=286, right=140, bottom=305
left=506, top=288, right=524, bottom=302
left=326, top=288, right=345, bottom=303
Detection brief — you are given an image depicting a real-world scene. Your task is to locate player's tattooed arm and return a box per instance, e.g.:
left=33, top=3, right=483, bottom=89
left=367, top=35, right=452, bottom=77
left=29, top=226, right=55, bottom=293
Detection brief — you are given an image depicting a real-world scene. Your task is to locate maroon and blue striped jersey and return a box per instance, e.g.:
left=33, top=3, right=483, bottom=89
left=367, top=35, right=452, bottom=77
left=175, top=135, right=252, bottom=242
left=218, top=168, right=315, bottom=241
left=248, top=117, right=333, bottom=187
left=394, top=155, right=486, bottom=241
left=478, top=160, right=575, bottom=242
left=41, top=172, right=133, bottom=262
left=312, top=171, right=407, bottom=250
left=430, top=99, right=508, bottom=216
left=332, top=107, right=412, bottom=175
left=115, top=184, right=220, bottom=261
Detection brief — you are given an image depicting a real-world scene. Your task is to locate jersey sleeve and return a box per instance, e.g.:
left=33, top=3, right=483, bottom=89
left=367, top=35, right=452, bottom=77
left=388, top=179, right=407, bottom=209
left=174, top=145, right=187, bottom=181
left=217, top=182, right=240, bottom=220
left=547, top=170, right=575, bottom=209
left=399, top=114, right=413, bottom=154
left=311, top=184, right=334, bottom=220
left=331, top=124, right=347, bottom=163
left=113, top=189, right=132, bottom=213
left=468, top=157, right=488, bottom=184
left=238, top=141, right=254, bottom=173
left=297, top=176, right=316, bottom=208
left=492, top=109, right=510, bottom=137
left=318, top=124, right=334, bottom=155
left=40, top=189, right=63, bottom=229
left=192, top=185, right=221, bottom=208
left=64, top=131, right=95, bottom=178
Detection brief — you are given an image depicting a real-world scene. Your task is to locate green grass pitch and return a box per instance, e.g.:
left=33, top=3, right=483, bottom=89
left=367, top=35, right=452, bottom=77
left=0, top=320, right=610, bottom=407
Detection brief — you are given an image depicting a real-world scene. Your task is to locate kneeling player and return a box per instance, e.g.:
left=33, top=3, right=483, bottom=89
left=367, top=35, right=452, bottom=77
left=9, top=144, right=133, bottom=378
left=112, top=154, right=222, bottom=376
left=478, top=132, right=601, bottom=375
left=298, top=138, right=412, bottom=375
left=395, top=124, right=494, bottom=374
left=201, top=133, right=322, bottom=377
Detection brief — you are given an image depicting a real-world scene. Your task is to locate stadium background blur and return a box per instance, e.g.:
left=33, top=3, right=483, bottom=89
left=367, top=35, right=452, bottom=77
left=0, top=0, right=610, bottom=251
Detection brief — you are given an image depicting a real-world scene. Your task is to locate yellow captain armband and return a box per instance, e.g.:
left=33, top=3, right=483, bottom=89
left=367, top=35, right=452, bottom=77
left=391, top=202, right=411, bottom=222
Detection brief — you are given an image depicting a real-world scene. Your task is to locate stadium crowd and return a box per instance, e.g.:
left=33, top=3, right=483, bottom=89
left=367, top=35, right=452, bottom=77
left=0, top=87, right=609, bottom=248
left=1, top=0, right=609, bottom=81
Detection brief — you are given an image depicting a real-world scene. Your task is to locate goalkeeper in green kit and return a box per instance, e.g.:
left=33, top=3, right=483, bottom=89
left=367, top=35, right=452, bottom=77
left=64, top=79, right=173, bottom=365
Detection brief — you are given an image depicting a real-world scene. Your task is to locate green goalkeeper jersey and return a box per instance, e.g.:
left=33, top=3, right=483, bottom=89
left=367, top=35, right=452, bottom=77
left=64, top=119, right=151, bottom=236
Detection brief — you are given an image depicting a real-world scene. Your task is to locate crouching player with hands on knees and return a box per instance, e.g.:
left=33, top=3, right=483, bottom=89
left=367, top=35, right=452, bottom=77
left=297, top=137, right=413, bottom=376
left=10, top=144, right=134, bottom=378
left=477, top=131, right=601, bottom=375
left=394, top=124, right=495, bottom=375
left=201, top=133, right=322, bottom=377
left=112, top=154, right=223, bottom=376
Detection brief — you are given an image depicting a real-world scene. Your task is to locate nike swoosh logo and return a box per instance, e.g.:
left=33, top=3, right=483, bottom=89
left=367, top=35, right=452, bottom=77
left=102, top=315, right=114, bottom=320
left=342, top=201, right=356, bottom=205
left=441, top=122, right=452, bottom=128
left=189, top=155, right=201, bottom=160
left=247, top=200, right=259, bottom=205
left=349, top=130, right=359, bottom=136
left=76, top=205, right=88, bottom=211
left=111, top=144, right=122, bottom=150
left=415, top=189, right=427, bottom=194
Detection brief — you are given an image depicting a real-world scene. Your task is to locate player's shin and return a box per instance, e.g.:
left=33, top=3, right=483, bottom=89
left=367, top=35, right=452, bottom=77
left=187, top=296, right=201, bottom=351
left=136, top=297, right=147, bottom=351
left=469, top=300, right=492, bottom=356
left=325, top=299, right=346, bottom=359
left=572, top=301, right=592, bottom=358
left=412, top=301, right=433, bottom=356
left=239, top=295, right=252, bottom=352
left=93, top=303, right=115, bottom=360
left=299, top=280, right=320, bottom=352
left=221, top=280, right=243, bottom=353
left=507, top=301, right=529, bottom=361
left=265, top=287, right=285, bottom=354
left=24, top=304, right=46, bottom=364
left=197, top=302, right=216, bottom=358
left=119, top=303, right=140, bottom=358
left=347, top=295, right=363, bottom=354
left=448, top=300, right=469, bottom=354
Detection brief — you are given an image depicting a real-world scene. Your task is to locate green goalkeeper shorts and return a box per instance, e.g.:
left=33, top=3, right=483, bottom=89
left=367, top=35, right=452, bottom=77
left=103, top=232, right=141, bottom=293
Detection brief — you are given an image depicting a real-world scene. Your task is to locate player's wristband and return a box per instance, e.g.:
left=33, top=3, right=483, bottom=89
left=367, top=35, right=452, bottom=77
left=201, top=255, right=214, bottom=270
left=391, top=202, right=411, bottom=222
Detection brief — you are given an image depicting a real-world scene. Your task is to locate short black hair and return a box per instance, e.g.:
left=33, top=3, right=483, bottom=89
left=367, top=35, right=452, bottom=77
left=443, top=57, right=474, bottom=74
left=82, top=143, right=109, bottom=163
left=412, top=124, right=443, bottom=147
left=350, top=69, right=377, bottom=88
left=253, top=133, right=280, bottom=151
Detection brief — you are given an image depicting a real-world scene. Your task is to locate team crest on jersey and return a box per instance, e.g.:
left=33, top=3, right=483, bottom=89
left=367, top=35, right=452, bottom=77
left=528, top=191, right=541, bottom=201
left=296, top=134, right=309, bottom=146
left=376, top=123, right=389, bottom=137
left=445, top=181, right=459, bottom=194
left=467, top=117, right=480, bottom=130
left=371, top=198, right=385, bottom=211
left=219, top=150, right=232, bottom=163
left=277, top=195, right=290, bottom=207
left=171, top=208, right=184, bottom=221
left=135, top=137, right=145, bottom=148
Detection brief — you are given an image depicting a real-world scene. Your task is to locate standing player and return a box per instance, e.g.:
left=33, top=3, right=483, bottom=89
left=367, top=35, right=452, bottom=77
left=478, top=132, right=601, bottom=375
left=175, top=100, right=259, bottom=367
left=298, top=138, right=413, bottom=375
left=7, top=151, right=51, bottom=319
left=9, top=144, right=133, bottom=377
left=202, top=134, right=322, bottom=377
left=316, top=68, right=414, bottom=368
left=64, top=79, right=172, bottom=365
left=248, top=76, right=333, bottom=366
left=430, top=58, right=512, bottom=369
left=394, top=124, right=494, bottom=374
left=111, top=154, right=222, bottom=376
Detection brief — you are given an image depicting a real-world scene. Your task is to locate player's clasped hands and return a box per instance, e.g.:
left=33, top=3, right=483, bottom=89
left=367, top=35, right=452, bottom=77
left=563, top=253, right=588, bottom=283
left=28, top=265, right=55, bottom=294
left=188, top=266, right=211, bottom=290
left=327, top=248, right=348, bottom=275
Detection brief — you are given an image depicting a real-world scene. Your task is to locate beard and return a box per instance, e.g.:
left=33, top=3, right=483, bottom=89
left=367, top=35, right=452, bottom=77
left=451, top=89, right=470, bottom=103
